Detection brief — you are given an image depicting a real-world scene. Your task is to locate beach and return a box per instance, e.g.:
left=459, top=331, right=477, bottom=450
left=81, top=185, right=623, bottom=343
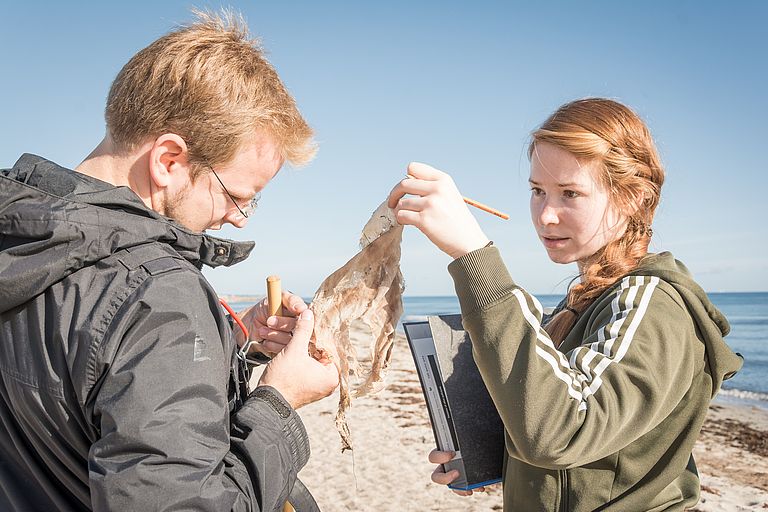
left=691, top=401, right=768, bottom=511
left=251, top=330, right=768, bottom=511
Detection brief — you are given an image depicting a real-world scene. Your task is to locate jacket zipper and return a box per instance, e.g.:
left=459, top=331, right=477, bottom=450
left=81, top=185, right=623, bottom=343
left=559, top=469, right=570, bottom=512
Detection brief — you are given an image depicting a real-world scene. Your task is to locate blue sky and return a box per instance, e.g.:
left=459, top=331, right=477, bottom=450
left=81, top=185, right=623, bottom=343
left=2, top=1, right=766, bottom=297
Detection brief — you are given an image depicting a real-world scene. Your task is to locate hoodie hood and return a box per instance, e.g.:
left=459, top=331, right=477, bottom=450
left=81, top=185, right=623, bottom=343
left=0, top=154, right=254, bottom=313
left=629, top=251, right=743, bottom=397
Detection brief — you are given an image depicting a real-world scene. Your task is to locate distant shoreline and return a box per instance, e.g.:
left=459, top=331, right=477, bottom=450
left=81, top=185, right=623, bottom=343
left=218, top=294, right=264, bottom=303
left=217, top=292, right=768, bottom=301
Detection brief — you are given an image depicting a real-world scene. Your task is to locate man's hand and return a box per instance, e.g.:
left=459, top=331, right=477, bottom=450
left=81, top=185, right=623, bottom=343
left=428, top=449, right=486, bottom=496
left=387, top=162, right=490, bottom=260
left=257, top=309, right=339, bottom=409
left=237, top=291, right=308, bottom=355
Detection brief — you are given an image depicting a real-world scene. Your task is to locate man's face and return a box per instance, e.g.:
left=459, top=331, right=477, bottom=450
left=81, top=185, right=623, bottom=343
left=165, top=135, right=283, bottom=232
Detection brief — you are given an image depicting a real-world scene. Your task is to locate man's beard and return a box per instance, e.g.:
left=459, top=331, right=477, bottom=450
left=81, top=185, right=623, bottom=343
left=162, top=183, right=193, bottom=228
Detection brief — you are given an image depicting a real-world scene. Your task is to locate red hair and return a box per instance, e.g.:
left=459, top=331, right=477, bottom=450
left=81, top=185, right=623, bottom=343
left=529, top=98, right=665, bottom=344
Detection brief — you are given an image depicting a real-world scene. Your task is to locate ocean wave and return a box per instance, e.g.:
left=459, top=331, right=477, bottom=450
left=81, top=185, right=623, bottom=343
left=718, top=387, right=768, bottom=403
left=728, top=317, right=768, bottom=326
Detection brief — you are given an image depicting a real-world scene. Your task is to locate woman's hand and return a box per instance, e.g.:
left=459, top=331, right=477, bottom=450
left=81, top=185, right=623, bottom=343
left=387, top=162, right=490, bottom=259
left=428, top=449, right=486, bottom=496
left=236, top=291, right=309, bottom=355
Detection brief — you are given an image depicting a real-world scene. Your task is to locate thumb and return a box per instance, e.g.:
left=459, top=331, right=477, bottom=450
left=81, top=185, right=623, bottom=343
left=286, top=309, right=313, bottom=354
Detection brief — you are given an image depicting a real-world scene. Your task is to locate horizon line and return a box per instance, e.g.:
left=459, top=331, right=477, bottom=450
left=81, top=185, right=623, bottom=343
left=218, top=290, right=768, bottom=301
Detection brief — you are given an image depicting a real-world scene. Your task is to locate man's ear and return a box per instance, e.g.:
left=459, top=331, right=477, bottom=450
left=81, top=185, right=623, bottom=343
left=148, top=134, right=191, bottom=189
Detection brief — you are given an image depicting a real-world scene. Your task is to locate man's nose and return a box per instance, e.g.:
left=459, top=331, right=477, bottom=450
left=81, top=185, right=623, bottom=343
left=225, top=211, right=249, bottom=229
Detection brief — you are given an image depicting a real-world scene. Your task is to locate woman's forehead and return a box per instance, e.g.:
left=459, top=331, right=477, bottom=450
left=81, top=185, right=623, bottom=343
left=530, top=143, right=599, bottom=187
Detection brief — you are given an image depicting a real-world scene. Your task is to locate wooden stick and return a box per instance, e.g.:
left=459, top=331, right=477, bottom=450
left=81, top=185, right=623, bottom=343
left=266, top=275, right=283, bottom=317
left=273, top=278, right=290, bottom=512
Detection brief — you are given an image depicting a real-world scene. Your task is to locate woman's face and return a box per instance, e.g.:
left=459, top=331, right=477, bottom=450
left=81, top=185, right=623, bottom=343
left=529, top=142, right=626, bottom=269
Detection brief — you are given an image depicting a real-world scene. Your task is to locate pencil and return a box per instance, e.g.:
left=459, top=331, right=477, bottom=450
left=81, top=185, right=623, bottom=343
left=462, top=196, right=509, bottom=220
left=405, top=173, right=509, bottom=220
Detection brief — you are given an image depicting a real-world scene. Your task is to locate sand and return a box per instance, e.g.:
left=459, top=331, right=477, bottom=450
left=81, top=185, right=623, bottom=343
left=691, top=402, right=768, bottom=511
left=251, top=332, right=768, bottom=511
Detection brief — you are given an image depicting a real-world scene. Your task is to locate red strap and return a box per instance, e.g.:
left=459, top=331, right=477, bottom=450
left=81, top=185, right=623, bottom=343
left=219, top=298, right=249, bottom=341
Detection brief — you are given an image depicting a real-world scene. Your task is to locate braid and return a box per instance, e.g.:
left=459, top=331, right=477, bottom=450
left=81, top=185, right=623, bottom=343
left=544, top=224, right=652, bottom=345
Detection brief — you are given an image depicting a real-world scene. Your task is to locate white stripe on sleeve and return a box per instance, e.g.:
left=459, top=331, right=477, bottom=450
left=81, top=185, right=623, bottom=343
left=510, top=276, right=659, bottom=410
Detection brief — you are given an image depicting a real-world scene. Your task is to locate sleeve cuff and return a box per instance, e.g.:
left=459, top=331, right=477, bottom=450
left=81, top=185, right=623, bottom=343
left=240, top=385, right=311, bottom=470
left=447, top=246, right=517, bottom=314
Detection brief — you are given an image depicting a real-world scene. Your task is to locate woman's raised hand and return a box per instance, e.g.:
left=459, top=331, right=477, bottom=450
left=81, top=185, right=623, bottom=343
left=387, top=162, right=489, bottom=259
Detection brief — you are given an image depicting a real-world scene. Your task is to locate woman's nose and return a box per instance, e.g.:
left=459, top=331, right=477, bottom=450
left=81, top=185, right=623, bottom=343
left=538, top=202, right=559, bottom=226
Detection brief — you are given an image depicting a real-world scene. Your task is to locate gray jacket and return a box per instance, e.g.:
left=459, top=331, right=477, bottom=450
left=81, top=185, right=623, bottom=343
left=0, top=154, right=311, bottom=511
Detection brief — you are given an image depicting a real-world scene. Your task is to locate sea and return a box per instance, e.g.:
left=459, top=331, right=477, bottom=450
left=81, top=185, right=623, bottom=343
left=227, top=292, right=768, bottom=409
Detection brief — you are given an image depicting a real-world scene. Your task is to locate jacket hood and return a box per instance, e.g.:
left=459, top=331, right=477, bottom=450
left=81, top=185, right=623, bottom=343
left=0, top=154, right=254, bottom=313
left=629, top=251, right=743, bottom=397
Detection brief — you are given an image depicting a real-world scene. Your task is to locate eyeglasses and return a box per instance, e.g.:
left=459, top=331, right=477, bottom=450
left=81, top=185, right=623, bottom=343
left=207, top=165, right=260, bottom=218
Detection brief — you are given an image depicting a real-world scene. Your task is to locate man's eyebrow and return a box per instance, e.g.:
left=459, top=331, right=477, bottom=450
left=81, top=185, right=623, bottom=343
left=228, top=192, right=248, bottom=202
left=232, top=187, right=259, bottom=201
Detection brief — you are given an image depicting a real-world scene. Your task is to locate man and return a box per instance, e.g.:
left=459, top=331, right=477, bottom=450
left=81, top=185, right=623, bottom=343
left=0, top=11, right=338, bottom=511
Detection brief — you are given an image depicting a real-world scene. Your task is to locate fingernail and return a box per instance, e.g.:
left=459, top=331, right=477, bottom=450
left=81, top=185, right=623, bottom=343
left=266, top=316, right=277, bottom=327
left=300, top=310, right=313, bottom=320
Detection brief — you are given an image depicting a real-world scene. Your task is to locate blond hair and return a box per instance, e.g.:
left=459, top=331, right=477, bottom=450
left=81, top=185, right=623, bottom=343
left=105, top=9, right=315, bottom=176
left=529, top=98, right=665, bottom=344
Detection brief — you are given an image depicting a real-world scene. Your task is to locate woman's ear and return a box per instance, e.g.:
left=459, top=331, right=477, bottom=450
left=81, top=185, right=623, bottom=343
left=148, top=134, right=190, bottom=189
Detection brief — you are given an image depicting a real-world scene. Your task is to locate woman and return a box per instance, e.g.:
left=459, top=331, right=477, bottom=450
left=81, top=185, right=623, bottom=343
left=388, top=98, right=742, bottom=511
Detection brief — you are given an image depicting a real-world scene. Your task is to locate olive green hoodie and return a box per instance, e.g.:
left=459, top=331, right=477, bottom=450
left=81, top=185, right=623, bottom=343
left=447, top=248, right=742, bottom=511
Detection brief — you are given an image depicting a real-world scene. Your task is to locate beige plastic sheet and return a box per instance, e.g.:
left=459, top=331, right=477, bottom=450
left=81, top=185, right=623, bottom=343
left=310, top=202, right=404, bottom=451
